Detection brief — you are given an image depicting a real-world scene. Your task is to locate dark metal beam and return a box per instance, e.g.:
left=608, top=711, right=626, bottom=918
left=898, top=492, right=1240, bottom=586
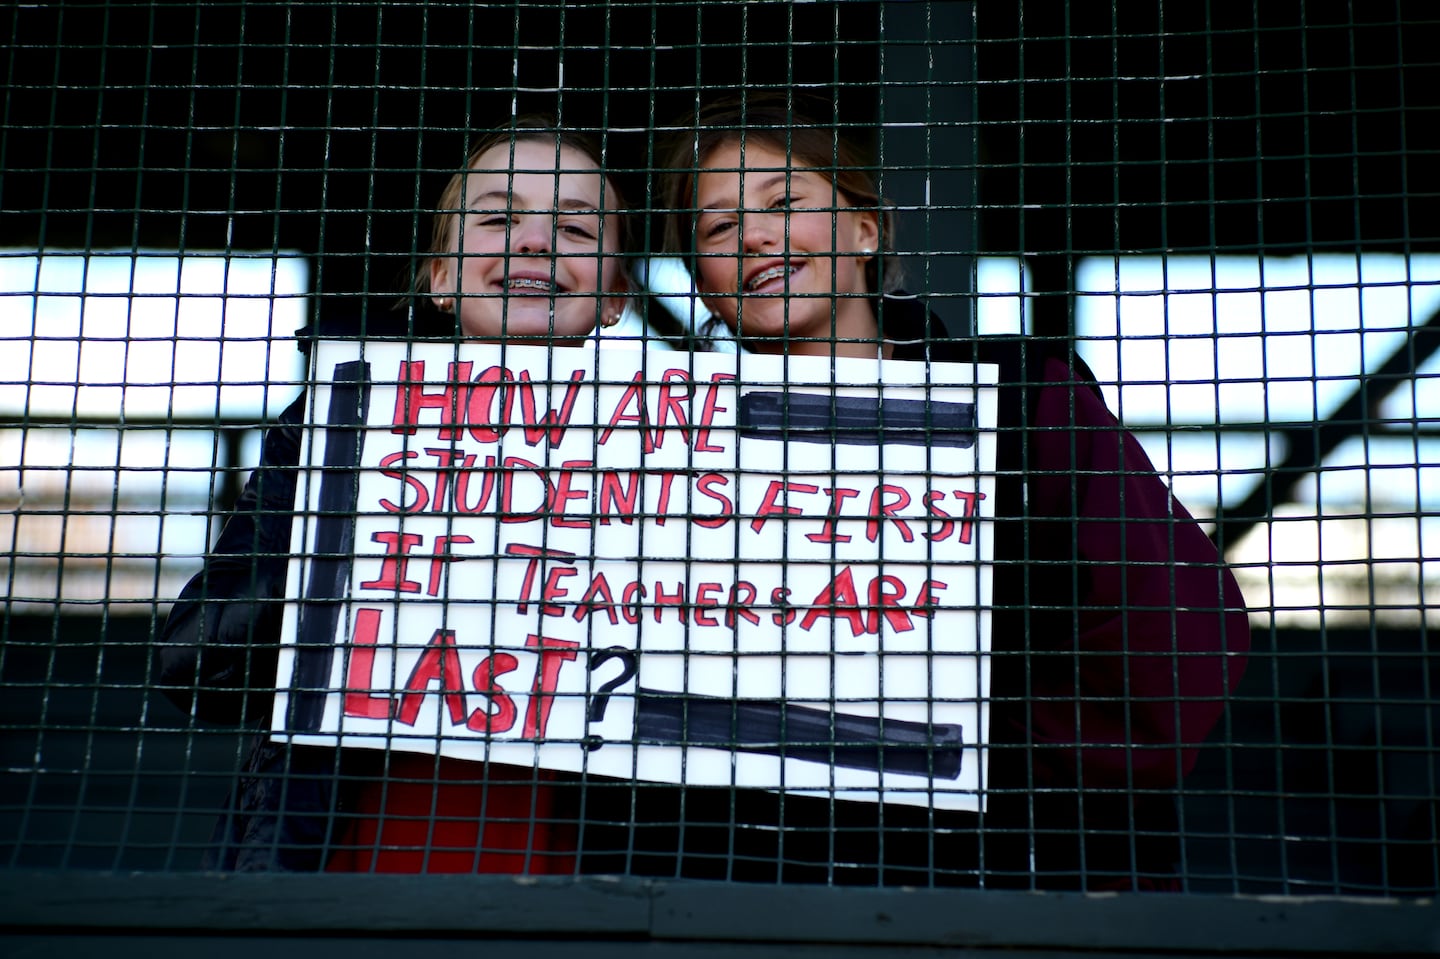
left=1211, top=302, right=1440, bottom=553
left=2, top=870, right=1437, bottom=956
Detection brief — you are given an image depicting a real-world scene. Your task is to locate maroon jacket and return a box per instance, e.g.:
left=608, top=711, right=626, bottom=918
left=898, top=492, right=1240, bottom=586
left=874, top=296, right=1251, bottom=794
left=1015, top=354, right=1249, bottom=791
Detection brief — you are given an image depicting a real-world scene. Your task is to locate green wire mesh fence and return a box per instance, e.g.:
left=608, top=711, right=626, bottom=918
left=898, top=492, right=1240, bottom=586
left=1, top=0, right=1436, bottom=904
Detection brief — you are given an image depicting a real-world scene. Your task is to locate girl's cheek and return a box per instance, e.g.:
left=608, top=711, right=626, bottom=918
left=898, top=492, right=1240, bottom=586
left=695, top=264, right=718, bottom=293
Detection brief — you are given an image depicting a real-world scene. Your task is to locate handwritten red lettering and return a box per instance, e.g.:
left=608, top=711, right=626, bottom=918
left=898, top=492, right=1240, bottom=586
left=390, top=361, right=583, bottom=446
left=726, top=581, right=761, bottom=628
left=799, top=566, right=867, bottom=636
left=653, top=471, right=678, bottom=526
left=550, top=459, right=592, bottom=529
left=912, top=579, right=949, bottom=617
left=924, top=489, right=985, bottom=543
left=360, top=531, right=424, bottom=593
left=866, top=574, right=914, bottom=635
left=597, top=471, right=639, bottom=525
left=573, top=571, right=619, bottom=625
left=652, top=369, right=692, bottom=450
left=426, top=534, right=474, bottom=596
left=343, top=607, right=392, bottom=719
left=505, top=544, right=576, bottom=613
left=462, top=365, right=513, bottom=443
left=522, top=634, right=580, bottom=738
left=377, top=450, right=427, bottom=513
left=751, top=479, right=820, bottom=534
left=924, top=490, right=954, bottom=542
left=541, top=566, right=578, bottom=617
left=693, top=373, right=734, bottom=453
left=949, top=490, right=986, bottom=545
left=466, top=653, right=518, bottom=733
left=653, top=581, right=687, bottom=624
left=694, top=472, right=733, bottom=529
left=423, top=447, right=473, bottom=513
left=770, top=586, right=795, bottom=626
left=517, top=368, right=584, bottom=446
left=599, top=371, right=652, bottom=452
left=621, top=581, right=646, bottom=625
left=391, top=360, right=470, bottom=439
left=453, top=454, right=499, bottom=514
left=497, top=456, right=549, bottom=523
left=866, top=485, right=914, bottom=543
left=396, top=629, right=468, bottom=726
left=693, top=581, right=723, bottom=626
left=805, top=486, right=861, bottom=543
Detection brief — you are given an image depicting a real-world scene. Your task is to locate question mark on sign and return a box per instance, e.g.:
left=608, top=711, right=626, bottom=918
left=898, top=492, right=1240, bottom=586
left=583, top=646, right=638, bottom=751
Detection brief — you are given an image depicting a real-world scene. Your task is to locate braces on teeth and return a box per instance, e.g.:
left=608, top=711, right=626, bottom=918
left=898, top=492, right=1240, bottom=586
left=747, top=265, right=794, bottom=290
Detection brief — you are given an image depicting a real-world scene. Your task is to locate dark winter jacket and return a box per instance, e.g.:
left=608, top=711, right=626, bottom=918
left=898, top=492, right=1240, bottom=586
left=157, top=297, right=1249, bottom=883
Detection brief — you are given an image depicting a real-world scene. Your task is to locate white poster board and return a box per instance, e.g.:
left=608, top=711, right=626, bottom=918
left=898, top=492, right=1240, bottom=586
left=273, top=340, right=997, bottom=811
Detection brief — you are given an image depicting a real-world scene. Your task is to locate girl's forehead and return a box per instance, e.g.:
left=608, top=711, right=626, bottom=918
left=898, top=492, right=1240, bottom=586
left=695, top=140, right=834, bottom=207
left=700, top=138, right=796, bottom=173
left=464, top=140, right=613, bottom=206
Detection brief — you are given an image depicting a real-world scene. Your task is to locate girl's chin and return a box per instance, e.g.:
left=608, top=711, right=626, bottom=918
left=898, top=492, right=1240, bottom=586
left=459, top=306, right=597, bottom=342
left=726, top=311, right=831, bottom=347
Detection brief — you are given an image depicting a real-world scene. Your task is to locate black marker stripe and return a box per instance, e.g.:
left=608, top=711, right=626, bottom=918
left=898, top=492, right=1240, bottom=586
left=739, top=391, right=975, bottom=449
left=288, top=360, right=371, bottom=732
left=634, top=688, right=963, bottom=780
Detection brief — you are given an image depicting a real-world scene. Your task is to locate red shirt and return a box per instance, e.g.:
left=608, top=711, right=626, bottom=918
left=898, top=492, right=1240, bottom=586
left=326, top=756, right=576, bottom=874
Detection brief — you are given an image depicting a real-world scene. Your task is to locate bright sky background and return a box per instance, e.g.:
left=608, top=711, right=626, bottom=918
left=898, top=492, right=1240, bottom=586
left=978, top=253, right=1440, bottom=521
left=0, top=252, right=309, bottom=420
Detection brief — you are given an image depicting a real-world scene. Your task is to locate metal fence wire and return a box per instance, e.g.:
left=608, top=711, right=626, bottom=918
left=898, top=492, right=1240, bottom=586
left=2, top=0, right=1438, bottom=911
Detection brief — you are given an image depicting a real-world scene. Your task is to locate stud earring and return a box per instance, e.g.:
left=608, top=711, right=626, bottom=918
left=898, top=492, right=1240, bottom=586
left=601, top=310, right=621, bottom=328
left=438, top=297, right=454, bottom=314
left=860, top=248, right=874, bottom=258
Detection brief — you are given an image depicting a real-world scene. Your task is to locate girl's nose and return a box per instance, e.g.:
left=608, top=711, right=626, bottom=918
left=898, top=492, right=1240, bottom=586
left=512, top=216, right=553, bottom=254
left=740, top=211, right=780, bottom=252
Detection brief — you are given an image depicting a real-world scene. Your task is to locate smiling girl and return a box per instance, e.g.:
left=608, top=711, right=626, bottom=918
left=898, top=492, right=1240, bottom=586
left=664, top=102, right=896, bottom=357
left=421, top=124, right=630, bottom=343
left=642, top=97, right=1250, bottom=890
left=158, top=117, right=633, bottom=874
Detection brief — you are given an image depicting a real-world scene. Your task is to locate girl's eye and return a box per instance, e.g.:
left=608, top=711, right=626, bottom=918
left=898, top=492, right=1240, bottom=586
left=476, top=214, right=510, bottom=228
left=770, top=194, right=798, bottom=210
left=703, top=219, right=736, bottom=240
left=560, top=222, right=597, bottom=240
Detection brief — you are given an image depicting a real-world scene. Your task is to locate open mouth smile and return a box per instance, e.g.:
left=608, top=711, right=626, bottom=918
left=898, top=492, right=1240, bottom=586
left=504, top=275, right=560, bottom=294
left=744, top=263, right=798, bottom=292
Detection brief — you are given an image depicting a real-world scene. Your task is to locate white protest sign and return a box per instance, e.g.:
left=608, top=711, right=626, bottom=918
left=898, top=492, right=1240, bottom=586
left=273, top=340, right=997, bottom=811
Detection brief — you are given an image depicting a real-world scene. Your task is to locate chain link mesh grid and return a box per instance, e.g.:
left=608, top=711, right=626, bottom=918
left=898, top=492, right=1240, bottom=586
left=1, top=0, right=1436, bottom=900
